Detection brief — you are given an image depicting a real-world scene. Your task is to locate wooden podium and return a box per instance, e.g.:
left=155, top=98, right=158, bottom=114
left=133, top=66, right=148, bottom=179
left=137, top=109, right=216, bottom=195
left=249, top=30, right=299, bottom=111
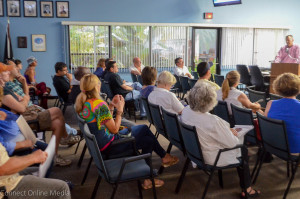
left=270, top=63, right=300, bottom=93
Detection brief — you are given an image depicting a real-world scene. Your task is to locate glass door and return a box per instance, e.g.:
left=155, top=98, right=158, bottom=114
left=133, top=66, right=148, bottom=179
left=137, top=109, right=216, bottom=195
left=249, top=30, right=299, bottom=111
left=192, top=28, right=221, bottom=75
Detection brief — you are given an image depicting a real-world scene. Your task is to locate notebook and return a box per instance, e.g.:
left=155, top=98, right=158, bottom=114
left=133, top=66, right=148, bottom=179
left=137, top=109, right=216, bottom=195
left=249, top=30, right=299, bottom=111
left=16, top=115, right=37, bottom=144
left=39, top=135, right=56, bottom=178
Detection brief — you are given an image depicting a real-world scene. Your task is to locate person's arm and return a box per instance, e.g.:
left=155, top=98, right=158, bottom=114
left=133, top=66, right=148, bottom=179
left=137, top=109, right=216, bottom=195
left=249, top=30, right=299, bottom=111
left=66, top=73, right=73, bottom=93
left=171, top=93, right=184, bottom=114
left=15, top=140, right=34, bottom=151
left=120, top=84, right=134, bottom=91
left=131, top=70, right=141, bottom=76
left=213, top=117, right=239, bottom=148
left=274, top=47, right=283, bottom=63
left=238, top=93, right=261, bottom=111
left=16, top=75, right=29, bottom=96
left=2, top=95, right=28, bottom=113
left=264, top=100, right=273, bottom=117
left=27, top=69, right=35, bottom=83
left=0, top=150, right=47, bottom=176
left=0, top=63, right=13, bottom=73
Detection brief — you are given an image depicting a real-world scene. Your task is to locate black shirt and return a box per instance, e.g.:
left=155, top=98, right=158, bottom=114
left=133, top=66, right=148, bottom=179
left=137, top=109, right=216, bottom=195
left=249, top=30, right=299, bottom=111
left=104, top=72, right=130, bottom=97
left=69, top=85, right=81, bottom=104
left=53, top=75, right=70, bottom=102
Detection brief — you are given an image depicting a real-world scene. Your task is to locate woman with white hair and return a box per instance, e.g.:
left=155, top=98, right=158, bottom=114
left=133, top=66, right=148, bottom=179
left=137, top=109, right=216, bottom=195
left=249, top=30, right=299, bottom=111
left=148, top=71, right=184, bottom=114
left=181, top=80, right=260, bottom=198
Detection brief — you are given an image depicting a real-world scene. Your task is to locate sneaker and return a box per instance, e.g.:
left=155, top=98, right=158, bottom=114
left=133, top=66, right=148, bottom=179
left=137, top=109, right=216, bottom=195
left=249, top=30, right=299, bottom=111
left=55, top=155, right=72, bottom=167
left=60, top=135, right=80, bottom=146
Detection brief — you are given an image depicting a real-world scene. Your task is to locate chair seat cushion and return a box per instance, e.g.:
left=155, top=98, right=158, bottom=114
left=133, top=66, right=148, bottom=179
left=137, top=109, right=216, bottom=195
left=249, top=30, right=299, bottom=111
left=105, top=157, right=155, bottom=183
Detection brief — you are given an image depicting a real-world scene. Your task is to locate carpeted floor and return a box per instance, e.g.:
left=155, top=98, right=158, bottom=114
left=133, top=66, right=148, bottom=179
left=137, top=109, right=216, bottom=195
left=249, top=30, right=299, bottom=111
left=47, top=102, right=300, bottom=199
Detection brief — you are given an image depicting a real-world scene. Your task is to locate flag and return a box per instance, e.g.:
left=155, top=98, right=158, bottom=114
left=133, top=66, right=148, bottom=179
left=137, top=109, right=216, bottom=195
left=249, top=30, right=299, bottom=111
left=4, top=19, right=13, bottom=61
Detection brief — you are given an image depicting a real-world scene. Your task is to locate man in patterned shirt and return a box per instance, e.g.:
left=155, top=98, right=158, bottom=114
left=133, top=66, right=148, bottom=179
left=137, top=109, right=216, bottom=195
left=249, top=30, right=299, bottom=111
left=274, top=35, right=300, bottom=63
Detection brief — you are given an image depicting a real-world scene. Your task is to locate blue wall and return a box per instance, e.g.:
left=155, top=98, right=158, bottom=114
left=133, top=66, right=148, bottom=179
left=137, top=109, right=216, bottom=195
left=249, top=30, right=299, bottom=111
left=1, top=0, right=299, bottom=92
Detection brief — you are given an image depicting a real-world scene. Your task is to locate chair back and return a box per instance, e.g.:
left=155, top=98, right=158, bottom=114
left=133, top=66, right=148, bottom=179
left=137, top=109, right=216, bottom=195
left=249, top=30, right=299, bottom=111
left=236, top=65, right=251, bottom=86
left=179, top=121, right=205, bottom=167
left=247, top=87, right=267, bottom=108
left=248, top=65, right=264, bottom=88
left=161, top=107, right=185, bottom=153
left=102, top=81, right=114, bottom=100
left=148, top=101, right=167, bottom=138
left=83, top=123, right=110, bottom=180
left=191, top=71, right=199, bottom=79
left=231, top=104, right=257, bottom=145
left=213, top=101, right=231, bottom=125
left=137, top=75, right=143, bottom=85
left=188, top=79, right=197, bottom=89
left=257, top=113, right=290, bottom=160
left=173, top=75, right=182, bottom=92
left=214, top=74, right=224, bottom=87
left=141, top=97, right=153, bottom=125
left=269, top=93, right=283, bottom=101
left=131, top=73, right=138, bottom=82
left=179, top=76, right=191, bottom=93
left=51, top=76, right=65, bottom=104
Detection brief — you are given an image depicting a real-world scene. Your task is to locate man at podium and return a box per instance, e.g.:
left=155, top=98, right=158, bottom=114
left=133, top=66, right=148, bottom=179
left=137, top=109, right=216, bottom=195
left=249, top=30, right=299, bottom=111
left=274, top=35, right=300, bottom=63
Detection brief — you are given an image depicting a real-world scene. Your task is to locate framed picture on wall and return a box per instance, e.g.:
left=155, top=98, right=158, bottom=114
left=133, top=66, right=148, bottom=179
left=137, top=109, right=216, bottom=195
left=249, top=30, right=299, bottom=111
left=18, top=37, right=27, bottom=48
left=32, top=34, right=46, bottom=52
left=56, top=1, right=69, bottom=18
left=0, top=0, right=4, bottom=17
left=24, top=0, right=37, bottom=17
left=7, top=0, right=20, bottom=17
left=40, top=1, right=53, bottom=18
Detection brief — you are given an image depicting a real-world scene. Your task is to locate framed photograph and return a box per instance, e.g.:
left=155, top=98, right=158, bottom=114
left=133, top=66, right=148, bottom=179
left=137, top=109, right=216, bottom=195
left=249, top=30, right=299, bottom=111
left=32, top=34, right=46, bottom=52
left=0, top=0, right=4, bottom=17
left=24, top=0, right=37, bottom=17
left=7, top=0, right=20, bottom=17
left=56, top=1, right=69, bottom=18
left=40, top=1, right=53, bottom=18
left=18, top=37, right=27, bottom=48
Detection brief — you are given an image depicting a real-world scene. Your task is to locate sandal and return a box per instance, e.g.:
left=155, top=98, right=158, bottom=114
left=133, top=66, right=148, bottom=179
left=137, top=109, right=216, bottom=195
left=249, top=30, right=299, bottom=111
left=142, top=179, right=164, bottom=190
left=241, top=188, right=260, bottom=198
left=55, top=155, right=72, bottom=167
left=60, top=135, right=81, bottom=146
left=162, top=156, right=179, bottom=168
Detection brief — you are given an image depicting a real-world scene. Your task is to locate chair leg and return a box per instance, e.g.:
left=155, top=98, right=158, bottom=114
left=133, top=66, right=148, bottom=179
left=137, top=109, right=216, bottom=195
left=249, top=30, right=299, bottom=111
left=77, top=144, right=87, bottom=168
left=287, top=161, right=290, bottom=178
left=62, top=105, right=67, bottom=115
left=155, top=131, right=159, bottom=138
left=202, top=169, right=215, bottom=199
left=218, top=170, right=223, bottom=188
left=150, top=177, right=157, bottom=199
left=137, top=180, right=143, bottom=199
left=283, top=162, right=299, bottom=199
left=252, top=150, right=266, bottom=185
left=91, top=176, right=101, bottom=199
left=148, top=123, right=152, bottom=129
left=251, top=147, right=263, bottom=179
left=110, top=184, right=119, bottom=199
left=81, top=157, right=93, bottom=185
left=74, top=138, right=82, bottom=154
left=175, top=158, right=190, bottom=194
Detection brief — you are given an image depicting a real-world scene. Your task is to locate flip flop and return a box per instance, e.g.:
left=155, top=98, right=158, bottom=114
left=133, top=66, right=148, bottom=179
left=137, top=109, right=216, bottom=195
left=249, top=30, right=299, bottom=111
left=241, top=188, right=260, bottom=198
left=162, top=156, right=179, bottom=168
left=141, top=179, right=164, bottom=190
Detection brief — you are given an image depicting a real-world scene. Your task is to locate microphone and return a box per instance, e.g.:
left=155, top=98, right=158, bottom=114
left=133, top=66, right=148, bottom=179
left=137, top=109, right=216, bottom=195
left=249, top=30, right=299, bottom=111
left=285, top=47, right=289, bottom=54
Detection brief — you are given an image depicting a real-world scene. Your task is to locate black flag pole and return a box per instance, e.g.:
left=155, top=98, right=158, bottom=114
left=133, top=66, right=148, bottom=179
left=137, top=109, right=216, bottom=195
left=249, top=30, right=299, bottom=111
left=4, top=17, right=14, bottom=61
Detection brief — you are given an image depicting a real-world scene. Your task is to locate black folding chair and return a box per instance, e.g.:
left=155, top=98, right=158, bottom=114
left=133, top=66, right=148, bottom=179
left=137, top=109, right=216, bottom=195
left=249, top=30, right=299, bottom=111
left=269, top=93, right=283, bottom=100
left=141, top=97, right=154, bottom=128
left=214, top=74, right=224, bottom=87
left=253, top=113, right=300, bottom=199
left=175, top=121, right=246, bottom=199
left=179, top=76, right=191, bottom=99
left=83, top=124, right=158, bottom=199
left=248, top=65, right=269, bottom=92
left=188, top=79, right=197, bottom=89
left=213, top=101, right=233, bottom=127
left=192, top=71, right=199, bottom=79
left=247, top=86, right=268, bottom=108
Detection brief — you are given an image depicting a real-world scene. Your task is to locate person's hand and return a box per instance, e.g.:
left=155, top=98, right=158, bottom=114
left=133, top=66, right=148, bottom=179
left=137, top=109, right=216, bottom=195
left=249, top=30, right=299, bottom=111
left=21, top=140, right=34, bottom=149
left=110, top=95, right=121, bottom=107
left=186, top=73, right=192, bottom=78
left=253, top=102, right=261, bottom=111
left=22, top=95, right=30, bottom=102
left=115, top=95, right=125, bottom=112
left=123, top=80, right=126, bottom=84
left=16, top=75, right=27, bottom=85
left=66, top=73, right=72, bottom=81
left=31, top=150, right=48, bottom=164
left=230, top=128, right=238, bottom=137
left=7, top=60, right=16, bottom=67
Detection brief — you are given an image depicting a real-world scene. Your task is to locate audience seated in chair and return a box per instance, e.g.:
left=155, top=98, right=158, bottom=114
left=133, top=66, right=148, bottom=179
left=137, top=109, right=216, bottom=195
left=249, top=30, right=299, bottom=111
left=0, top=63, right=79, bottom=166
left=216, top=71, right=262, bottom=115
left=75, top=74, right=179, bottom=189
left=104, top=61, right=146, bottom=117
left=181, top=80, right=261, bottom=198
left=197, top=62, right=220, bottom=90
left=173, top=57, right=193, bottom=79
left=53, top=62, right=72, bottom=103
left=129, top=57, right=145, bottom=76
left=148, top=71, right=184, bottom=115
left=93, top=58, right=106, bottom=79
left=265, top=73, right=300, bottom=153
left=0, top=142, right=70, bottom=199
left=140, top=66, right=157, bottom=98
left=24, top=56, right=51, bottom=109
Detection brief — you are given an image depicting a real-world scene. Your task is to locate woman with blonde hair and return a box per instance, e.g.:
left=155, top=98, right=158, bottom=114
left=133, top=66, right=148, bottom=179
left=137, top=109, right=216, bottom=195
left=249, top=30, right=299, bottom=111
left=216, top=70, right=261, bottom=114
left=265, top=73, right=300, bottom=153
left=75, top=74, right=179, bottom=189
left=94, top=58, right=106, bottom=78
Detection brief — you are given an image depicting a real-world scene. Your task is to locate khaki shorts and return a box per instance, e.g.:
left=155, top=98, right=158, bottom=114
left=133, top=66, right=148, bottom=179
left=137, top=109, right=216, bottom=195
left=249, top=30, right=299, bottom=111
left=37, top=110, right=52, bottom=131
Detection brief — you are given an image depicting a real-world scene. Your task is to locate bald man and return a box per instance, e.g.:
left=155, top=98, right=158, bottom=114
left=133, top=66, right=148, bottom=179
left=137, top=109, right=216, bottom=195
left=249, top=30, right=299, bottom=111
left=129, top=57, right=145, bottom=75
left=274, top=35, right=300, bottom=63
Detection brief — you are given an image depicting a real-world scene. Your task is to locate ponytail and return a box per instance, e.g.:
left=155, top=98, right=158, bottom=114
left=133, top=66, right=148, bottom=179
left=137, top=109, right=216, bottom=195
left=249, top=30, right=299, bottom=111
left=75, top=92, right=87, bottom=114
left=222, top=78, right=230, bottom=100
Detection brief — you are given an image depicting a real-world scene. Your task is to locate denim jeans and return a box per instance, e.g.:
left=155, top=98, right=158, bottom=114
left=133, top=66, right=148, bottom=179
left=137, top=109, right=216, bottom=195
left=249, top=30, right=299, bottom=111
left=125, top=82, right=146, bottom=116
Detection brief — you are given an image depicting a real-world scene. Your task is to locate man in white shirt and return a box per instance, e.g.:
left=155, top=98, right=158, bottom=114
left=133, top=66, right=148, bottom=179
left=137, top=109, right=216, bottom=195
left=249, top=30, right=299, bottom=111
left=129, top=57, right=145, bottom=76
left=173, top=57, right=193, bottom=79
